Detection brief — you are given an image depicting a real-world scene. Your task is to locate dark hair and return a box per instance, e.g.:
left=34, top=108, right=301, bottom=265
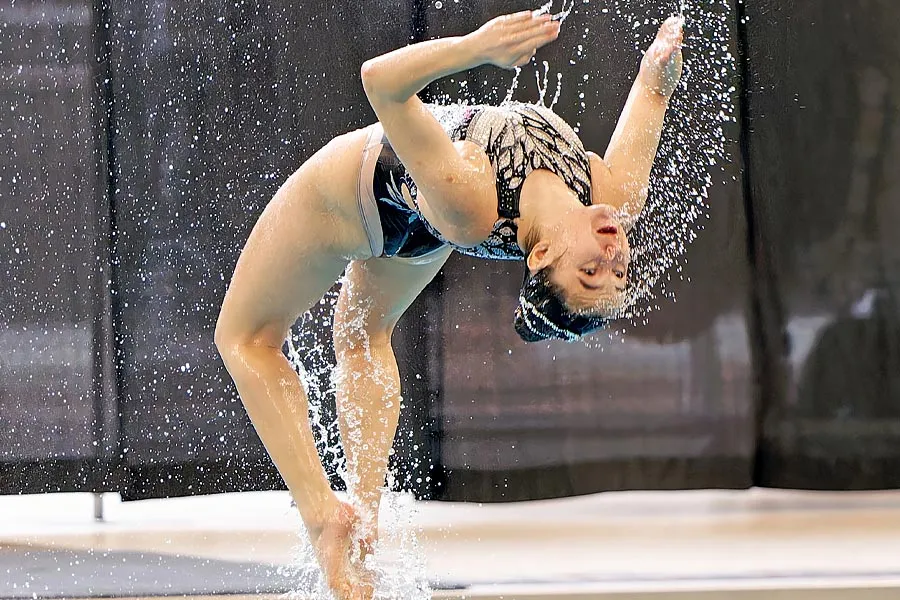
left=514, top=268, right=610, bottom=343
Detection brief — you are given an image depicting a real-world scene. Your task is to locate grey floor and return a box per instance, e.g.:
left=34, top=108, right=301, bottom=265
left=2, top=489, right=900, bottom=599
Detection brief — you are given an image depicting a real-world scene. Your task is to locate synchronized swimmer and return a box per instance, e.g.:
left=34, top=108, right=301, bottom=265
left=215, top=10, right=684, bottom=600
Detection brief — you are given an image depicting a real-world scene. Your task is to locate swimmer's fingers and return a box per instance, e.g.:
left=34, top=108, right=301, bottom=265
left=316, top=528, right=351, bottom=598
left=501, top=10, right=540, bottom=26
left=483, top=9, right=548, bottom=34
left=505, top=21, right=561, bottom=67
left=661, top=15, right=685, bottom=37
left=639, top=15, right=684, bottom=97
left=312, top=500, right=373, bottom=600
left=357, top=527, right=377, bottom=562
left=319, top=533, right=370, bottom=600
left=514, top=21, right=561, bottom=53
left=471, top=10, right=560, bottom=68
left=655, top=15, right=685, bottom=57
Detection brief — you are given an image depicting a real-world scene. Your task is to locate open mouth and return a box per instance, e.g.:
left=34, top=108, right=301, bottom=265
left=598, top=226, right=618, bottom=235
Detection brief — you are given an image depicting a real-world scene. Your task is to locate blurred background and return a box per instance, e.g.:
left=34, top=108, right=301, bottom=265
left=1, top=0, right=899, bottom=598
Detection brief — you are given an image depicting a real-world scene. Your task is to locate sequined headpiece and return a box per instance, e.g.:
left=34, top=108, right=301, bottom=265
left=514, top=268, right=610, bottom=342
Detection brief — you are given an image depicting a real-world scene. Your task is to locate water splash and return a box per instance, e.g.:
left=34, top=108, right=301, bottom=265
left=533, top=60, right=565, bottom=109
left=503, top=67, right=522, bottom=105
left=621, top=0, right=736, bottom=324
left=365, top=491, right=431, bottom=600
left=556, top=0, right=737, bottom=345
left=285, top=271, right=432, bottom=599
left=280, top=490, right=430, bottom=600
left=534, top=0, right=577, bottom=24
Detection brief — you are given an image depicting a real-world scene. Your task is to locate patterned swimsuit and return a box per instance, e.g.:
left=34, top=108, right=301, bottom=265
left=367, top=102, right=594, bottom=259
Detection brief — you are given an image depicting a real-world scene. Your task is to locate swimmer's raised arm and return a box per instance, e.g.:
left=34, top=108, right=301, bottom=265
left=592, top=16, right=684, bottom=226
left=360, top=12, right=560, bottom=240
left=361, top=10, right=558, bottom=104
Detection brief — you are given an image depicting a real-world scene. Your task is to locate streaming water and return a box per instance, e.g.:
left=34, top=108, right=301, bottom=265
left=433, top=0, right=736, bottom=347
left=0, top=0, right=735, bottom=598
left=283, top=1, right=737, bottom=596
left=611, top=0, right=736, bottom=336
left=284, top=273, right=432, bottom=599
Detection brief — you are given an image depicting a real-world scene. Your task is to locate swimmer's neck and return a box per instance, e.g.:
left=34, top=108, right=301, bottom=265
left=516, top=169, right=588, bottom=252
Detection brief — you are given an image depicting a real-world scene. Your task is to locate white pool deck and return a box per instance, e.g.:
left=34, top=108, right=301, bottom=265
left=2, top=488, right=900, bottom=599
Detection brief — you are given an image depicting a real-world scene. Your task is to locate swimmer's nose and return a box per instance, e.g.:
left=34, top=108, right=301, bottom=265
left=603, top=244, right=617, bottom=260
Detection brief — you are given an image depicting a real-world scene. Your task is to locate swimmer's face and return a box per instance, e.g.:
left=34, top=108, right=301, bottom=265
left=526, top=204, right=630, bottom=316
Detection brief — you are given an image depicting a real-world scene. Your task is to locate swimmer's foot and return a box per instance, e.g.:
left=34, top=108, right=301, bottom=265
left=640, top=16, right=685, bottom=98
left=313, top=500, right=375, bottom=600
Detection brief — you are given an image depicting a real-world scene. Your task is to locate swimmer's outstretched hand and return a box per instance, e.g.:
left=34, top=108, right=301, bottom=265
left=640, top=16, right=684, bottom=98
left=311, top=499, right=375, bottom=600
left=466, top=10, right=561, bottom=69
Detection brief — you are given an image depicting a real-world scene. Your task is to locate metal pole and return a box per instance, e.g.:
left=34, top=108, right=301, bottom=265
left=93, top=492, right=104, bottom=522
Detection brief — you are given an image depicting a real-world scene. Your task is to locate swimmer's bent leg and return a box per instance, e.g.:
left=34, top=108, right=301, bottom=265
left=214, top=165, right=352, bottom=531
left=332, top=249, right=452, bottom=543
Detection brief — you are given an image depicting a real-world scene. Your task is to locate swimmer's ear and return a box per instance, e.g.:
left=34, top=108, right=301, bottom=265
left=526, top=240, right=562, bottom=273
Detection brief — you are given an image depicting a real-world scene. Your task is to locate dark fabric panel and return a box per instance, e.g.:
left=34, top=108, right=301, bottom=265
left=0, top=460, right=121, bottom=495
left=0, top=1, right=119, bottom=491
left=102, top=0, right=419, bottom=498
left=420, top=1, right=755, bottom=502
left=741, top=0, right=900, bottom=489
left=120, top=460, right=281, bottom=500
left=445, top=457, right=749, bottom=503
left=4, top=0, right=899, bottom=503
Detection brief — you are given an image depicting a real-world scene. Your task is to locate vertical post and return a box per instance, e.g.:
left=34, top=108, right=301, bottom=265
left=92, top=0, right=127, bottom=495
left=93, top=492, right=104, bottom=521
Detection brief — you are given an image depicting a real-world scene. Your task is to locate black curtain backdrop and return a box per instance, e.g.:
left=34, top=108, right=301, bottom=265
left=0, top=0, right=898, bottom=502
left=741, top=0, right=900, bottom=490
left=421, top=0, right=754, bottom=502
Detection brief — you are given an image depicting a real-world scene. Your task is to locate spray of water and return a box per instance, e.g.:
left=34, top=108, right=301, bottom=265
left=285, top=273, right=432, bottom=599
left=607, top=0, right=736, bottom=331
left=544, top=0, right=737, bottom=346
left=284, top=0, right=737, bottom=594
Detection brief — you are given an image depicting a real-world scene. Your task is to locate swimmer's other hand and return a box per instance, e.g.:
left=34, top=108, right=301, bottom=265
left=466, top=10, right=561, bottom=69
left=640, top=16, right=684, bottom=98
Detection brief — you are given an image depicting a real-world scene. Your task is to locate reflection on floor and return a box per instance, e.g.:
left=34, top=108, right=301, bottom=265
left=2, top=489, right=900, bottom=599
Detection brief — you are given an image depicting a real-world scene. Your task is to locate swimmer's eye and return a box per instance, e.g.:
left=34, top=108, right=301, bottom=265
left=582, top=267, right=596, bottom=276
left=614, top=270, right=625, bottom=279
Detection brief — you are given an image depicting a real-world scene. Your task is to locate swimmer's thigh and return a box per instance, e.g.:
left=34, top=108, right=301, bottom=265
left=216, top=171, right=351, bottom=348
left=334, top=247, right=453, bottom=347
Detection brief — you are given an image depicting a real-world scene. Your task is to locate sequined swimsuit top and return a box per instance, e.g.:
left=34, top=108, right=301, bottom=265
left=386, top=102, right=595, bottom=260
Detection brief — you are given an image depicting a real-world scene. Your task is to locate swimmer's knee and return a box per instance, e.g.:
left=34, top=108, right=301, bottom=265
left=214, top=327, right=246, bottom=368
left=214, top=317, right=284, bottom=363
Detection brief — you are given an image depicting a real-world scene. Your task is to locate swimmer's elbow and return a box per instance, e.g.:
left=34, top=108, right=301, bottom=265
left=360, top=60, right=375, bottom=87
left=360, top=60, right=387, bottom=101
left=361, top=59, right=411, bottom=105
left=214, top=320, right=237, bottom=360
left=213, top=325, right=227, bottom=351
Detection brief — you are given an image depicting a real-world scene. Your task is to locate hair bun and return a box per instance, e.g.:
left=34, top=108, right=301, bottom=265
left=514, top=268, right=610, bottom=343
left=514, top=304, right=550, bottom=342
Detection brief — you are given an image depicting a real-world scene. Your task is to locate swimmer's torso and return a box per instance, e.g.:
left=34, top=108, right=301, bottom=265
left=370, top=102, right=594, bottom=260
